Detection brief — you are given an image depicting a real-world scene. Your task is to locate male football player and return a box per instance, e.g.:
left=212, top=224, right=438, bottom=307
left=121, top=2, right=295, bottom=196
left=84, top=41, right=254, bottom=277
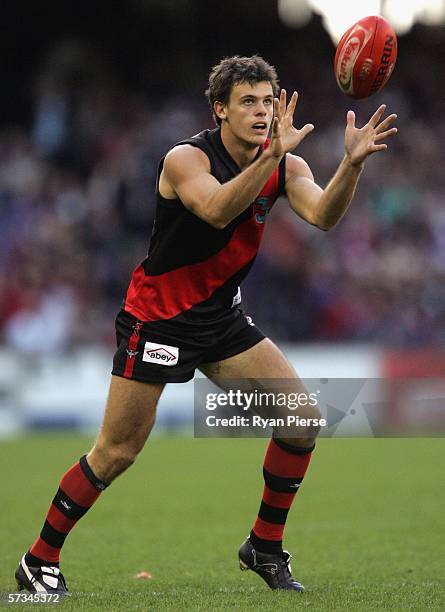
left=15, top=55, right=397, bottom=594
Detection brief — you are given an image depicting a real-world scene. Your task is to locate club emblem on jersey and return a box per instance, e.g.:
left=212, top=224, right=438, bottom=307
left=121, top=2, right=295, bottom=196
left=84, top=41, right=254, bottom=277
left=143, top=342, right=179, bottom=366
left=253, top=196, right=271, bottom=224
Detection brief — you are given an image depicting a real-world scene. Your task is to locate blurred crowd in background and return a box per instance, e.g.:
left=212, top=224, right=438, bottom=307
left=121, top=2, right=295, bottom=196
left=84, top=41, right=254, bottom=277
left=1, top=6, right=444, bottom=355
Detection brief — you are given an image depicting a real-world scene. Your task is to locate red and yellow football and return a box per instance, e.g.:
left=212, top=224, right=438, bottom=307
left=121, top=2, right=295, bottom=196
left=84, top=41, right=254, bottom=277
left=334, top=15, right=397, bottom=99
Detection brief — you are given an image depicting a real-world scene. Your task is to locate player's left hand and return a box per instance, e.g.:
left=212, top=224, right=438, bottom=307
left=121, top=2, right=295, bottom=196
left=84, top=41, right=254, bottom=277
left=345, top=104, right=397, bottom=166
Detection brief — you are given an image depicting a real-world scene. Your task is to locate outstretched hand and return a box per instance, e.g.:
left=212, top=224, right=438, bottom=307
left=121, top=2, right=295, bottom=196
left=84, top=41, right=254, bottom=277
left=268, top=89, right=314, bottom=159
left=345, top=104, right=397, bottom=166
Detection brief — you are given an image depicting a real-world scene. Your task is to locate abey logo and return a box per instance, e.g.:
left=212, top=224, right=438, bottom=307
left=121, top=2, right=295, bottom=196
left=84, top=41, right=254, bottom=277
left=143, top=342, right=179, bottom=366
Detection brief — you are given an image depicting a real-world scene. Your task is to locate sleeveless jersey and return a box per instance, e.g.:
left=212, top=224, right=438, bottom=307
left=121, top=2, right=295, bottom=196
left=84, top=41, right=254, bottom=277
left=123, top=127, right=286, bottom=324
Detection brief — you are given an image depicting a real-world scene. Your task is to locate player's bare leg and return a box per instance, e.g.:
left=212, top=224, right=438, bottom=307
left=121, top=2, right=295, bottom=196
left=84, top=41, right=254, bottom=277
left=200, top=338, right=319, bottom=591
left=200, top=337, right=321, bottom=448
left=15, top=376, right=164, bottom=594
left=87, top=375, right=164, bottom=483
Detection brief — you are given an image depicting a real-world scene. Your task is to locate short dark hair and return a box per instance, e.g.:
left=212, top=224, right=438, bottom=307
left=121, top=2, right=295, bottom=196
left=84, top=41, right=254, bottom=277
left=205, top=55, right=279, bottom=126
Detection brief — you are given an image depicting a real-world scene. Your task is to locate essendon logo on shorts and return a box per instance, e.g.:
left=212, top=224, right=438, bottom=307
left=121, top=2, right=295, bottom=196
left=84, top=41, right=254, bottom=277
left=143, top=342, right=179, bottom=366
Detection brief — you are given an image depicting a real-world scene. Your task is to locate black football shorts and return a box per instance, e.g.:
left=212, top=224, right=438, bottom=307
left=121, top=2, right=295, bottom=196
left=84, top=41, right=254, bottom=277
left=112, top=307, right=265, bottom=383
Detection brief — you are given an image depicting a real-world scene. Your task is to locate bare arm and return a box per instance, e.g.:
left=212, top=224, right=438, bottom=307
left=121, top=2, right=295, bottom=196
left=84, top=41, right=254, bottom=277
left=285, top=153, right=363, bottom=230
left=160, top=144, right=281, bottom=229
left=160, top=90, right=314, bottom=229
left=286, top=104, right=398, bottom=230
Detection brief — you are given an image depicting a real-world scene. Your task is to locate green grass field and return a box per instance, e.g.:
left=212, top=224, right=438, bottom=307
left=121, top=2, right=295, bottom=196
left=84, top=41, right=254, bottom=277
left=1, top=434, right=444, bottom=611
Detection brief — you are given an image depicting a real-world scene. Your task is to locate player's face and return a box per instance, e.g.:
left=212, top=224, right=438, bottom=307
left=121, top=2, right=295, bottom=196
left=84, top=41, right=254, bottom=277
left=218, top=81, right=275, bottom=146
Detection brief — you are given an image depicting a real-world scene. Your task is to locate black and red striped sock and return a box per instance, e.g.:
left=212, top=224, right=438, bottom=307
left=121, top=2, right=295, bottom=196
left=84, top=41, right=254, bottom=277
left=26, top=455, right=107, bottom=566
left=250, top=438, right=314, bottom=554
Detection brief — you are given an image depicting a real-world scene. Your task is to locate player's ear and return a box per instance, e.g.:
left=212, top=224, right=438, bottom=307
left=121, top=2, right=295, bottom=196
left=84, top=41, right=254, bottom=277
left=213, top=101, right=227, bottom=122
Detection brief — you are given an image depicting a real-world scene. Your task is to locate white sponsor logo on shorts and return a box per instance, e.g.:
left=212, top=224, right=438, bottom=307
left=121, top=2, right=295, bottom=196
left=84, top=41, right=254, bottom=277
left=143, top=342, right=179, bottom=366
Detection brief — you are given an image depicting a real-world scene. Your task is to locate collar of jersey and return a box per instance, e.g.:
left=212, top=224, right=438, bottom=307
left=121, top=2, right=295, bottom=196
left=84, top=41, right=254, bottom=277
left=209, top=127, right=264, bottom=175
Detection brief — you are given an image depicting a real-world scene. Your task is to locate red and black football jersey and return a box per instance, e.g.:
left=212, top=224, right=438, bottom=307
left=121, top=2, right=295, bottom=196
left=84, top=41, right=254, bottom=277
left=123, top=127, right=286, bottom=324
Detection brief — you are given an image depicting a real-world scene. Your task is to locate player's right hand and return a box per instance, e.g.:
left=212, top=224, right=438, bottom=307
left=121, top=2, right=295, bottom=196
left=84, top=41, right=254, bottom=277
left=267, top=89, right=314, bottom=159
